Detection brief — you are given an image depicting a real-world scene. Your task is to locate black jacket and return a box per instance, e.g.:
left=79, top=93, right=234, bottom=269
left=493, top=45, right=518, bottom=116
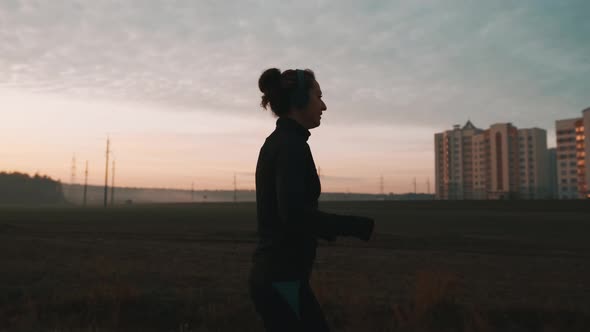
left=252, top=117, right=374, bottom=281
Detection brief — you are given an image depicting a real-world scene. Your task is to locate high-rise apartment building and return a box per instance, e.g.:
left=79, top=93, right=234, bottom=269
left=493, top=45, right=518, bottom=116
left=472, top=129, right=490, bottom=200
left=517, top=128, right=550, bottom=199
left=555, top=118, right=579, bottom=199
left=436, top=122, right=549, bottom=200
left=434, top=121, right=482, bottom=200
left=472, top=124, right=519, bottom=199
left=555, top=108, right=590, bottom=199
left=585, top=108, right=590, bottom=197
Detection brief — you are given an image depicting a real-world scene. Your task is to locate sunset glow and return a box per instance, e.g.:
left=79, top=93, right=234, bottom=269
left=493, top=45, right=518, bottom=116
left=1, top=1, right=588, bottom=193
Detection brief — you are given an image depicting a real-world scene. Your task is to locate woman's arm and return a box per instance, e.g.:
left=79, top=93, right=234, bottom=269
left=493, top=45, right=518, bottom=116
left=275, top=140, right=374, bottom=241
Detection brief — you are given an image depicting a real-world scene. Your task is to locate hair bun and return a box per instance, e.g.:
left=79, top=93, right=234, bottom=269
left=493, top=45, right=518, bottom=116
left=258, top=68, right=282, bottom=94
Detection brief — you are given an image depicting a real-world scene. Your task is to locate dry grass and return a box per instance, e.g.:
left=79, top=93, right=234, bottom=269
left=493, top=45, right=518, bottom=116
left=1, top=201, right=590, bottom=331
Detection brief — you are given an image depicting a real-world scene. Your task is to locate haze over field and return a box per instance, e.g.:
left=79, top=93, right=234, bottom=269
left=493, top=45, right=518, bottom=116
left=1, top=0, right=588, bottom=193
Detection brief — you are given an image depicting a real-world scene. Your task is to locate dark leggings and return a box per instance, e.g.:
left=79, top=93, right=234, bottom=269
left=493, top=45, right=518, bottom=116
left=249, top=269, right=331, bottom=332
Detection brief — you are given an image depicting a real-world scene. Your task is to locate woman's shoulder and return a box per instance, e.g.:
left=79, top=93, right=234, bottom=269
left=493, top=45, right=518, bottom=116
left=258, top=134, right=307, bottom=163
left=266, top=129, right=307, bottom=148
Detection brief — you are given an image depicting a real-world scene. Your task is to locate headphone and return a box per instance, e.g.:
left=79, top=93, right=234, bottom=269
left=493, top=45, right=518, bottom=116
left=289, top=69, right=309, bottom=109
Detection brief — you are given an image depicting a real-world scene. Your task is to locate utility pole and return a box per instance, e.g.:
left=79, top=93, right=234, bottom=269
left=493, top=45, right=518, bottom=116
left=83, top=160, right=88, bottom=206
left=70, top=154, right=77, bottom=202
left=413, top=177, right=417, bottom=194
left=110, top=160, right=115, bottom=206
left=103, top=137, right=110, bottom=208
left=233, top=173, right=237, bottom=203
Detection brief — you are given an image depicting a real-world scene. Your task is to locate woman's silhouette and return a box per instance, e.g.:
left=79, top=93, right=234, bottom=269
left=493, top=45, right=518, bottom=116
left=249, top=68, right=375, bottom=331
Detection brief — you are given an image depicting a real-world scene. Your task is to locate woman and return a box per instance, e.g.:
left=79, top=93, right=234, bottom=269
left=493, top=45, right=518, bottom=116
left=249, top=68, right=375, bottom=331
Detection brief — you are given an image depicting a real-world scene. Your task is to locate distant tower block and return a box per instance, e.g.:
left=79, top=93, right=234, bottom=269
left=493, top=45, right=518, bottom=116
left=70, top=154, right=77, bottom=202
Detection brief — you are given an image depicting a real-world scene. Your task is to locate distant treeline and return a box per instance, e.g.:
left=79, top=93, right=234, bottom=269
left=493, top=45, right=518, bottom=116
left=0, top=172, right=65, bottom=205
left=62, top=183, right=435, bottom=205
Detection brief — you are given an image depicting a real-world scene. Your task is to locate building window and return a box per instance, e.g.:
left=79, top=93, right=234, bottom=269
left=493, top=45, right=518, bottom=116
left=558, top=137, right=576, bottom=143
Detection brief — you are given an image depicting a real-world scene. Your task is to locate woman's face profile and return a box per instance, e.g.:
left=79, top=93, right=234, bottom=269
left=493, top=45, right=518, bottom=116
left=299, top=80, right=327, bottom=129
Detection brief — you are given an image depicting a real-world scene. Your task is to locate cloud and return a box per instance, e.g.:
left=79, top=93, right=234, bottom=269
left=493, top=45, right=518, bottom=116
left=0, top=0, right=588, bottom=131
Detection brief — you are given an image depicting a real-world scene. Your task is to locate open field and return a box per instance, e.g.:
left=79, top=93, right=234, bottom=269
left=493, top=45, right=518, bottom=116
left=1, top=201, right=590, bottom=331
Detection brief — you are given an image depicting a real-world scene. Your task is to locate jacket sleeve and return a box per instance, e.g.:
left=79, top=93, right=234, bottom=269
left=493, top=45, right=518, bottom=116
left=275, top=140, right=374, bottom=241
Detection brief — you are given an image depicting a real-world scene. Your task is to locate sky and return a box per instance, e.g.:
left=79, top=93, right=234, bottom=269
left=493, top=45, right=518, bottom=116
left=1, top=0, right=589, bottom=193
